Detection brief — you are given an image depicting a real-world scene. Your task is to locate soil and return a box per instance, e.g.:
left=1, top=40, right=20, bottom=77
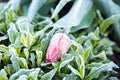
left=108, top=51, right=120, bottom=79
left=0, top=0, right=8, bottom=2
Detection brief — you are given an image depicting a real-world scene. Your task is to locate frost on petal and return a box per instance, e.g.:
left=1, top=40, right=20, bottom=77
left=46, top=33, right=71, bottom=63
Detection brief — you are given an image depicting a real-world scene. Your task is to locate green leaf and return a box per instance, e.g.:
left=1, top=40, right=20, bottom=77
left=100, top=14, right=120, bottom=32
left=75, top=55, right=85, bottom=79
left=94, top=27, right=100, bottom=39
left=85, top=62, right=119, bottom=80
left=84, top=46, right=92, bottom=61
left=39, top=28, right=55, bottom=59
left=98, top=73, right=110, bottom=80
left=98, top=38, right=115, bottom=48
left=0, top=22, right=7, bottom=34
left=16, top=17, right=34, bottom=33
left=68, top=65, right=81, bottom=78
left=0, top=35, right=8, bottom=42
left=59, top=54, right=74, bottom=72
left=113, top=23, right=120, bottom=41
left=53, top=0, right=83, bottom=28
left=86, top=62, right=103, bottom=69
left=0, top=53, right=2, bottom=60
left=0, top=69, right=8, bottom=80
left=109, top=77, right=119, bottom=80
left=17, top=75, right=27, bottom=80
left=7, top=23, right=18, bottom=44
left=95, top=0, right=120, bottom=40
left=0, top=4, right=11, bottom=20
left=21, top=32, right=34, bottom=49
left=12, top=34, right=23, bottom=48
left=63, top=73, right=78, bottom=80
left=105, top=47, right=113, bottom=55
left=53, top=0, right=93, bottom=33
left=52, top=62, right=60, bottom=68
left=7, top=0, right=21, bottom=9
left=94, top=51, right=107, bottom=60
left=0, top=45, right=9, bottom=52
left=77, top=35, right=87, bottom=44
left=16, top=5, right=23, bottom=16
left=41, top=68, right=57, bottom=80
left=38, top=0, right=56, bottom=16
left=88, top=32, right=99, bottom=40
left=6, top=10, right=15, bottom=23
left=71, top=40, right=84, bottom=55
left=19, top=57, right=28, bottom=69
left=71, top=8, right=94, bottom=32
left=36, top=50, right=43, bottom=66
left=9, top=69, right=34, bottom=80
left=27, top=68, right=40, bottom=80
left=51, top=0, right=71, bottom=18
left=30, top=53, right=36, bottom=67
left=27, top=0, right=47, bottom=21
left=2, top=52, right=11, bottom=64
left=10, top=48, right=20, bottom=72
left=23, top=48, right=29, bottom=60
left=4, top=65, right=12, bottom=77
left=83, top=39, right=93, bottom=50
left=34, top=23, right=52, bottom=38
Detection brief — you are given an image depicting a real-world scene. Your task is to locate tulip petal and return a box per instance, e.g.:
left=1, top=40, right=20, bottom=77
left=46, top=33, right=71, bottom=63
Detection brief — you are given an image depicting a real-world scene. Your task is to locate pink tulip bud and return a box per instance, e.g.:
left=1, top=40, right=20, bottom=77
left=46, top=33, right=71, bottom=63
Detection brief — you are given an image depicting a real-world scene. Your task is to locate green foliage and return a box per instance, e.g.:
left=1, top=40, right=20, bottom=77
left=10, top=48, right=20, bottom=72
left=7, top=23, right=18, bottom=44
left=0, top=69, right=8, bottom=80
left=9, top=69, right=37, bottom=80
left=0, top=45, right=9, bottom=52
left=27, top=68, right=40, bottom=80
left=94, top=0, right=120, bottom=41
left=53, top=0, right=93, bottom=33
left=27, top=0, right=47, bottom=21
left=0, top=0, right=119, bottom=80
left=85, top=62, right=119, bottom=80
left=59, top=54, right=74, bottom=72
left=41, top=68, right=57, bottom=80
left=19, top=57, right=28, bottom=69
left=100, top=14, right=120, bottom=32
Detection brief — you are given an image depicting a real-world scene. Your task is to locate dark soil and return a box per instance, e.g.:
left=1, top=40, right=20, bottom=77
left=0, top=0, right=8, bottom=2
left=108, top=31, right=120, bottom=79
left=108, top=51, right=120, bottom=79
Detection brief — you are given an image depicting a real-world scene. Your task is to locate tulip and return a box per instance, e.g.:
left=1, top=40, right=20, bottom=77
left=46, top=33, right=71, bottom=63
